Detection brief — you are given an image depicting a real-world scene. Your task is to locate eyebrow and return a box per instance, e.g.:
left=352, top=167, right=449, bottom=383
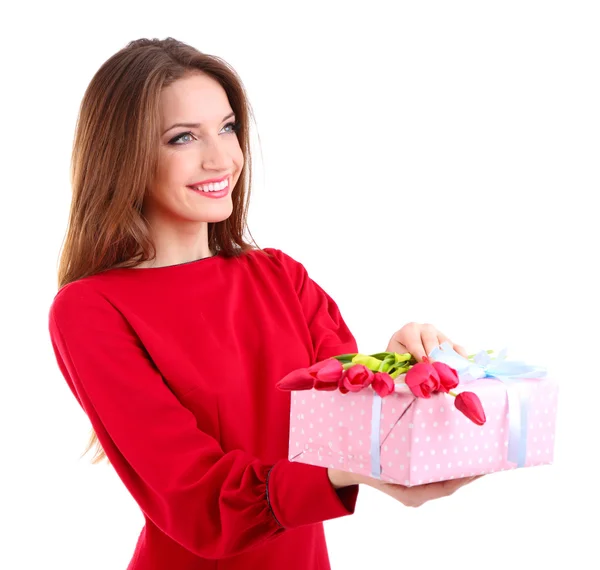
left=162, top=112, right=236, bottom=136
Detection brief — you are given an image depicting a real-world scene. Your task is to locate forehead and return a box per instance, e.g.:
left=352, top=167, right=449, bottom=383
left=159, top=73, right=231, bottom=122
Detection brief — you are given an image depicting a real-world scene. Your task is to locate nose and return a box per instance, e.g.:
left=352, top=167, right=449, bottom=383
left=201, top=137, right=231, bottom=171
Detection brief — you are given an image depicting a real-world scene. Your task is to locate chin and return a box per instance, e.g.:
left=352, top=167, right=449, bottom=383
left=200, top=208, right=234, bottom=223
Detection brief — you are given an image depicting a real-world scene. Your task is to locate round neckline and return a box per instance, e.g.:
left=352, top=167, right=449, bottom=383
left=119, top=251, right=222, bottom=272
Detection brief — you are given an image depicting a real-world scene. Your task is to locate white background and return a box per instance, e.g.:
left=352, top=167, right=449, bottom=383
left=1, top=1, right=598, bottom=568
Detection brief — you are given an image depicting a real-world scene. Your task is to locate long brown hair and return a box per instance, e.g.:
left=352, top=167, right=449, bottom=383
left=58, top=37, right=269, bottom=465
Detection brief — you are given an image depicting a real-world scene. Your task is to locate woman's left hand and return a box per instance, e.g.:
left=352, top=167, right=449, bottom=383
left=386, top=322, right=468, bottom=362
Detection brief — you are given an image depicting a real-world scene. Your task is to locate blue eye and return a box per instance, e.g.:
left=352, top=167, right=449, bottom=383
left=223, top=121, right=241, bottom=134
left=169, top=121, right=241, bottom=145
left=169, top=132, right=195, bottom=145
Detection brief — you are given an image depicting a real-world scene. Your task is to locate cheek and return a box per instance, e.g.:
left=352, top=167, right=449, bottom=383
left=156, top=151, right=194, bottom=186
left=228, top=137, right=244, bottom=166
left=233, top=147, right=244, bottom=174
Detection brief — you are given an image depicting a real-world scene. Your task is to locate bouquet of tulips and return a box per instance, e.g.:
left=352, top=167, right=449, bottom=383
left=277, top=351, right=486, bottom=426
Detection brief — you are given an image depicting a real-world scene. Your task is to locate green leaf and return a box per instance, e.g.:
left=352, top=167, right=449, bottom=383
left=333, top=353, right=357, bottom=359
left=389, top=367, right=410, bottom=379
left=377, top=353, right=396, bottom=372
left=394, top=352, right=413, bottom=364
left=352, top=354, right=384, bottom=371
left=370, top=352, right=393, bottom=360
left=389, top=364, right=411, bottom=377
left=332, top=354, right=357, bottom=364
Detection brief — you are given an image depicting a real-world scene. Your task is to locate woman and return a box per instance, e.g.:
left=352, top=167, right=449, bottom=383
left=48, top=37, right=478, bottom=570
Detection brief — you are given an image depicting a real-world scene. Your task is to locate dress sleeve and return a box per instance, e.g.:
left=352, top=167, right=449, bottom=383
left=48, top=282, right=358, bottom=560
left=269, top=248, right=359, bottom=361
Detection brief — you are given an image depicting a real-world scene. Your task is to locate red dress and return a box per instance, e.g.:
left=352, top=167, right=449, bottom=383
left=48, top=247, right=360, bottom=569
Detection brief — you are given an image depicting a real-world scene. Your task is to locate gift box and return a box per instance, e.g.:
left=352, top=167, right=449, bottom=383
left=286, top=344, right=558, bottom=486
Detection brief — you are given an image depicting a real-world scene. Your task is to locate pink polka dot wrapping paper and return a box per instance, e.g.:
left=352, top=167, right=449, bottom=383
left=288, top=376, right=558, bottom=486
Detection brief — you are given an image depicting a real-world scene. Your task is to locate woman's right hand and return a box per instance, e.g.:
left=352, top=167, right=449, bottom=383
left=328, top=468, right=482, bottom=508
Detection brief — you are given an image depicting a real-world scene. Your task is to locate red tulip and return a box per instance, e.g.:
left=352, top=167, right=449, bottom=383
left=340, top=364, right=374, bottom=394
left=371, top=371, right=395, bottom=397
left=454, top=391, right=486, bottom=425
left=276, top=369, right=315, bottom=391
left=431, top=361, right=459, bottom=392
left=405, top=361, right=441, bottom=398
left=311, top=358, right=345, bottom=390
left=276, top=358, right=344, bottom=391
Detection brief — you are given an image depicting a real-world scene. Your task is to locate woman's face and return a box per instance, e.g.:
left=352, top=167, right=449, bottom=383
left=143, top=72, right=244, bottom=229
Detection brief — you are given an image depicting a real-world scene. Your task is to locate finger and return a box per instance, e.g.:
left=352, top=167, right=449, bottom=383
left=395, top=342, right=408, bottom=355
left=407, top=477, right=471, bottom=503
left=420, top=325, right=440, bottom=359
left=438, top=476, right=477, bottom=495
left=394, top=325, right=425, bottom=360
left=436, top=333, right=450, bottom=347
left=436, top=332, right=469, bottom=359
left=387, top=338, right=409, bottom=355
left=407, top=341, right=426, bottom=362
left=452, top=344, right=469, bottom=359
left=449, top=474, right=483, bottom=490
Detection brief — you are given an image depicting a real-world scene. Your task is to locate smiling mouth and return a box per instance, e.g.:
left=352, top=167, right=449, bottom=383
left=187, top=178, right=231, bottom=198
left=188, top=177, right=230, bottom=193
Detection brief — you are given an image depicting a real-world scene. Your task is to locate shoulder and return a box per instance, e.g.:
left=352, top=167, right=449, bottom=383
left=250, top=247, right=313, bottom=296
left=253, top=247, right=304, bottom=271
left=250, top=247, right=309, bottom=282
left=51, top=279, right=96, bottom=310
left=49, top=279, right=114, bottom=332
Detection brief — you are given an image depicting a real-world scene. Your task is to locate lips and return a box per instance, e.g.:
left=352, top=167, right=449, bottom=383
left=189, top=174, right=230, bottom=186
left=187, top=178, right=230, bottom=199
left=187, top=177, right=229, bottom=193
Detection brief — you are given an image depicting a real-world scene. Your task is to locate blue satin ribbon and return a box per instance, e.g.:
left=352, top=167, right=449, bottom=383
left=370, top=394, right=383, bottom=477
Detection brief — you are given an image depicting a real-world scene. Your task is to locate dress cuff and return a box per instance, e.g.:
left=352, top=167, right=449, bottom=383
left=266, top=460, right=359, bottom=529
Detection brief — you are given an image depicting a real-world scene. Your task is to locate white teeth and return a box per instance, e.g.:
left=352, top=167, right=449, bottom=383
left=193, top=179, right=228, bottom=192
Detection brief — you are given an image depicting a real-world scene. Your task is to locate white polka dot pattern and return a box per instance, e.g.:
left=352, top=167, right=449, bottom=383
left=288, top=376, right=558, bottom=486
